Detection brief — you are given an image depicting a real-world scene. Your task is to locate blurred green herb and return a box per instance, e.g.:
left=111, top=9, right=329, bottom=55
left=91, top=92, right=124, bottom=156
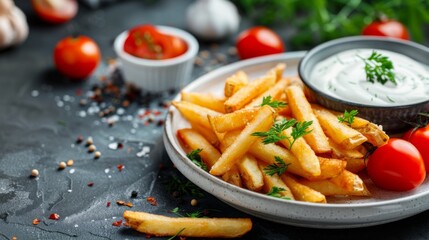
left=233, top=0, right=429, bottom=48
left=186, top=149, right=208, bottom=171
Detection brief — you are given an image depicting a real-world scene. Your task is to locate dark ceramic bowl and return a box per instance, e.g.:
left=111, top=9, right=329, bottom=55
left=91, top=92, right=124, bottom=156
left=298, top=36, right=429, bottom=133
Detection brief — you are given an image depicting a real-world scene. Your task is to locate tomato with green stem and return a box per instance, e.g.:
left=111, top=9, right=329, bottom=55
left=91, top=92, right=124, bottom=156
left=367, top=138, right=425, bottom=191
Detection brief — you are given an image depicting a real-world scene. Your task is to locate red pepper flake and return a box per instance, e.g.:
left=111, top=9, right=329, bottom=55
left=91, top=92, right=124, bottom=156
left=112, top=219, right=122, bottom=227
left=123, top=222, right=129, bottom=227
left=145, top=234, right=152, bottom=238
left=157, top=120, right=164, bottom=126
left=32, top=218, right=41, bottom=225
left=87, top=182, right=94, bottom=187
left=117, top=164, right=124, bottom=171
left=49, top=213, right=60, bottom=220
left=152, top=110, right=161, bottom=116
left=117, top=143, right=124, bottom=149
left=107, top=201, right=111, bottom=207
left=180, top=237, right=187, bottom=240
left=147, top=196, right=157, bottom=206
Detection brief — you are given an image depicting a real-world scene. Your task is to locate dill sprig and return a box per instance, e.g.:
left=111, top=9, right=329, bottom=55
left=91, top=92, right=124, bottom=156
left=360, top=51, right=396, bottom=85
left=338, top=109, right=358, bottom=125
left=260, top=96, right=287, bottom=108
left=186, top=149, right=208, bottom=171
left=263, top=156, right=290, bottom=176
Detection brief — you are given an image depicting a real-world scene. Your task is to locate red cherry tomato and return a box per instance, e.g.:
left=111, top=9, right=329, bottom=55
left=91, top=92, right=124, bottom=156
left=236, top=27, right=285, bottom=60
left=362, top=19, right=409, bottom=40
left=54, top=36, right=101, bottom=80
left=403, top=125, right=429, bottom=171
left=367, top=138, right=426, bottom=191
left=31, top=0, right=78, bottom=24
left=124, top=25, right=187, bottom=60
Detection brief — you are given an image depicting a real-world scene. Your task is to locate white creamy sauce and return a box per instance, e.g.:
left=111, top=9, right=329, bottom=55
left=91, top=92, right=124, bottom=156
left=309, top=48, right=429, bottom=106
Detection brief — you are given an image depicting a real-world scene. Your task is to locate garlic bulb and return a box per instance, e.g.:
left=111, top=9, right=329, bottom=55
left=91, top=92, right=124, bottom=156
left=0, top=0, right=28, bottom=49
left=186, top=0, right=240, bottom=40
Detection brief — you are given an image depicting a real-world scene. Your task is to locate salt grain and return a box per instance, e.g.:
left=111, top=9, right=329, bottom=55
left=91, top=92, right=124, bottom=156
left=31, top=90, right=39, bottom=97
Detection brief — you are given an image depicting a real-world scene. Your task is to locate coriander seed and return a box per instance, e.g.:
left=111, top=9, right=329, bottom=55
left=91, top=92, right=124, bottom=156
left=31, top=169, right=39, bottom=177
left=66, top=159, right=74, bottom=166
left=58, top=162, right=66, bottom=170
left=88, top=144, right=96, bottom=153
left=191, top=199, right=198, bottom=206
left=86, top=137, right=93, bottom=146
left=94, top=151, right=101, bottom=159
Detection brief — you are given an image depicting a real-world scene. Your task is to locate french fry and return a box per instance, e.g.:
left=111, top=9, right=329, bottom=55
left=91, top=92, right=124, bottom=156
left=244, top=78, right=289, bottom=109
left=299, top=170, right=371, bottom=197
left=279, top=126, right=321, bottom=177
left=271, top=63, right=286, bottom=81
left=307, top=157, right=347, bottom=181
left=345, top=158, right=366, bottom=173
left=286, top=85, right=331, bottom=154
left=222, top=165, right=243, bottom=187
left=329, top=139, right=364, bottom=159
left=312, top=104, right=367, bottom=149
left=224, top=72, right=276, bottom=112
left=177, top=128, right=221, bottom=168
left=350, top=117, right=389, bottom=147
left=259, top=163, right=295, bottom=200
left=281, top=174, right=326, bottom=203
left=238, top=155, right=264, bottom=191
left=210, top=106, right=275, bottom=176
left=188, top=119, right=220, bottom=147
left=329, top=170, right=367, bottom=193
left=208, top=108, right=259, bottom=133
left=224, top=71, right=249, bottom=97
left=172, top=101, right=222, bottom=129
left=181, top=91, right=226, bottom=113
left=124, top=211, right=252, bottom=238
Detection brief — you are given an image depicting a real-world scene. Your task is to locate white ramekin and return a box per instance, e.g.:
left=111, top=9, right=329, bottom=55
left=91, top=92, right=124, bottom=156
left=114, top=26, right=199, bottom=92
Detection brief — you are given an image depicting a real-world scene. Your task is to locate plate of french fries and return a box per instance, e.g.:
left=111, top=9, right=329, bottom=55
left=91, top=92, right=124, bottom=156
left=163, top=51, right=429, bottom=228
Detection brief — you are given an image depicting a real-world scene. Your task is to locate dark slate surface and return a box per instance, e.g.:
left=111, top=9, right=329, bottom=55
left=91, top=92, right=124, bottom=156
left=1, top=1, right=429, bottom=239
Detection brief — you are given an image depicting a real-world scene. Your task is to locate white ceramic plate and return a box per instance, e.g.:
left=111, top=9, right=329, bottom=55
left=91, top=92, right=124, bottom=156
left=163, top=52, right=429, bottom=228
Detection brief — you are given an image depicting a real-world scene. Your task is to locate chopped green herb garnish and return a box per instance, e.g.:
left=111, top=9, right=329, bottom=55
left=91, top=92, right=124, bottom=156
left=360, top=51, right=396, bottom=85
left=260, top=96, right=287, bottom=108
left=165, top=175, right=205, bottom=198
left=287, top=120, right=313, bottom=149
left=186, top=149, right=208, bottom=171
left=338, top=110, right=358, bottom=125
left=251, top=118, right=295, bottom=144
left=266, top=186, right=291, bottom=200
left=252, top=118, right=312, bottom=149
left=263, top=156, right=290, bottom=176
